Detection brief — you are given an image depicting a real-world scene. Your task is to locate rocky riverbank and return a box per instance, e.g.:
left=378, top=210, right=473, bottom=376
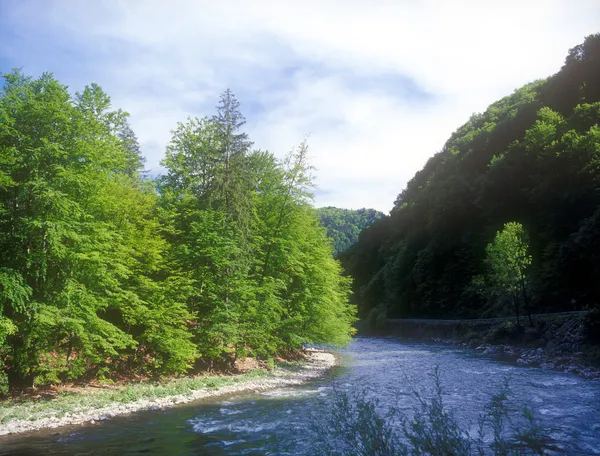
left=0, top=349, right=336, bottom=437
left=464, top=343, right=600, bottom=380
left=373, top=311, right=600, bottom=380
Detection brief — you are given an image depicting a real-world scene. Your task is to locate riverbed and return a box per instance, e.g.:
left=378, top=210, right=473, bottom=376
left=1, top=337, right=599, bottom=455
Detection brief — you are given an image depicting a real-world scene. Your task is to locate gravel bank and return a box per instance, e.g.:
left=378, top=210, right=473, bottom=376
left=0, top=350, right=336, bottom=436
left=376, top=312, right=600, bottom=380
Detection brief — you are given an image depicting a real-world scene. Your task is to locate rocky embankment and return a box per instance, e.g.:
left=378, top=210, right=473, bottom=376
left=0, top=349, right=336, bottom=436
left=377, top=311, right=600, bottom=380
left=465, top=344, right=600, bottom=380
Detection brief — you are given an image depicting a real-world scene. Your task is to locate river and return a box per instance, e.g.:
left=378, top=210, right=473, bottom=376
left=1, top=337, right=599, bottom=455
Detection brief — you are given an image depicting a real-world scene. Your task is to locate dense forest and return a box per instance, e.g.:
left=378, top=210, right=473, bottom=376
left=0, top=72, right=356, bottom=393
left=316, top=207, right=384, bottom=256
left=342, top=34, right=600, bottom=321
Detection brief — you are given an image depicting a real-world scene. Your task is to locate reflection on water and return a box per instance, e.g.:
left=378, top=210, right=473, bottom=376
left=1, top=337, right=599, bottom=455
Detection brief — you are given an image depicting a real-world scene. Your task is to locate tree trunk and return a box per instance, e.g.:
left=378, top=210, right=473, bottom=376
left=519, top=275, right=533, bottom=327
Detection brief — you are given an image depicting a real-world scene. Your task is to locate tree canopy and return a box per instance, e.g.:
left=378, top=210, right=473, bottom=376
left=316, top=207, right=384, bottom=256
left=480, top=222, right=532, bottom=326
left=0, top=71, right=356, bottom=393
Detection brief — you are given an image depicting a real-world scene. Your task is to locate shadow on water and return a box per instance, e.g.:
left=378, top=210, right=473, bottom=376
left=1, top=337, right=599, bottom=455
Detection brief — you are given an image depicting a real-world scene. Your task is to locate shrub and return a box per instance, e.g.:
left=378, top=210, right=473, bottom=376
left=485, top=321, right=522, bottom=344
left=0, top=370, right=8, bottom=397
left=312, top=368, right=559, bottom=455
left=366, top=306, right=388, bottom=333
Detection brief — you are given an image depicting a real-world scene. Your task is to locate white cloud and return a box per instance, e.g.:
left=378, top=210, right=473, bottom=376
left=2, top=0, right=599, bottom=212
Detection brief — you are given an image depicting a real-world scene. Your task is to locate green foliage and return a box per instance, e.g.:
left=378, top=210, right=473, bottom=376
left=484, top=321, right=521, bottom=345
left=343, top=33, right=600, bottom=320
left=482, top=222, right=532, bottom=325
left=366, top=305, right=388, bottom=332
left=0, top=71, right=199, bottom=388
left=316, top=207, right=384, bottom=255
left=0, top=70, right=356, bottom=393
left=160, top=126, right=356, bottom=362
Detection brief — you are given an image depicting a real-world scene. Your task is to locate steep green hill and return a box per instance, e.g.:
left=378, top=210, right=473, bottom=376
left=316, top=207, right=384, bottom=255
left=342, top=34, right=600, bottom=321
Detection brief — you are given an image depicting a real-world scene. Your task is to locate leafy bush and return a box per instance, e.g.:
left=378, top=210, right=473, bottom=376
left=366, top=306, right=388, bottom=332
left=0, top=370, right=8, bottom=397
left=485, top=321, right=522, bottom=344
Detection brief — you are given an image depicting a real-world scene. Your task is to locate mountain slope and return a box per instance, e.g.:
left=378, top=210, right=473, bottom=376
left=342, top=33, right=600, bottom=320
left=316, top=207, right=384, bottom=256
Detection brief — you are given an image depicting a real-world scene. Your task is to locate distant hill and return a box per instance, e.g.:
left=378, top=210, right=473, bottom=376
left=316, top=207, right=384, bottom=256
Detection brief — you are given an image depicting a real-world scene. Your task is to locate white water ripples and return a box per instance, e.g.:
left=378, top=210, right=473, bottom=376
left=1, top=337, right=599, bottom=455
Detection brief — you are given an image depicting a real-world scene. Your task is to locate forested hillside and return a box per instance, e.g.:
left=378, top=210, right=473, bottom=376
left=342, top=34, right=600, bottom=321
left=0, top=72, right=356, bottom=393
left=316, top=207, right=384, bottom=255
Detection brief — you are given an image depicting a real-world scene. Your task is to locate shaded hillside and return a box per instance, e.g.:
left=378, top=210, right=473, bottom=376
left=316, top=207, right=384, bottom=255
left=342, top=34, right=600, bottom=320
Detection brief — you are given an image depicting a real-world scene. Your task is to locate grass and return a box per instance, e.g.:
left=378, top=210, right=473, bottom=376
left=0, top=362, right=307, bottom=426
left=273, top=359, right=306, bottom=373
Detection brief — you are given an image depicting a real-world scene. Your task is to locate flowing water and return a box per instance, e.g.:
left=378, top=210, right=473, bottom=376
left=1, top=337, right=599, bottom=455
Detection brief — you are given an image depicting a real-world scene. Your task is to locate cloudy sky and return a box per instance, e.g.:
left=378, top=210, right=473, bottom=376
left=1, top=0, right=598, bottom=212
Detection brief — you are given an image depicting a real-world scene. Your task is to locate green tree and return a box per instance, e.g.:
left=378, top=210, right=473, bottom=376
left=484, top=222, right=533, bottom=327
left=0, top=73, right=356, bottom=391
left=0, top=70, right=195, bottom=388
left=159, top=115, right=245, bottom=364
left=316, top=207, right=384, bottom=256
left=249, top=142, right=356, bottom=353
left=160, top=104, right=356, bottom=363
left=213, top=89, right=254, bottom=229
left=258, top=140, right=314, bottom=282
left=75, top=83, right=146, bottom=176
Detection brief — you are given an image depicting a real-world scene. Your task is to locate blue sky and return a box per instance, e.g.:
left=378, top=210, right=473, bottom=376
left=1, top=0, right=599, bottom=212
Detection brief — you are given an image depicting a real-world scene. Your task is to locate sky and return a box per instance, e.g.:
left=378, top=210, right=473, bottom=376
left=0, top=1, right=598, bottom=213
